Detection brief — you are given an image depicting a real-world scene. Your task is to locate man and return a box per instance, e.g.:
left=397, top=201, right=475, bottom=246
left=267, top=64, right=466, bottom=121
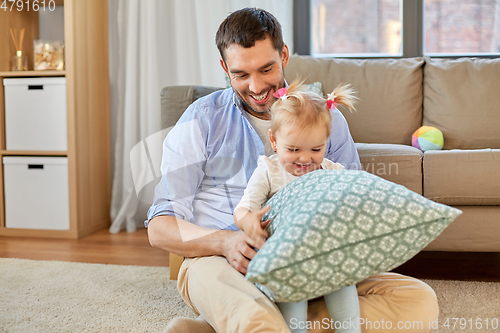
left=147, top=8, right=438, bottom=333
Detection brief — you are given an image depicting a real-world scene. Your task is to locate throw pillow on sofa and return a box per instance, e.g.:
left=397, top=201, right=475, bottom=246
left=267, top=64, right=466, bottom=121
left=246, top=170, right=461, bottom=302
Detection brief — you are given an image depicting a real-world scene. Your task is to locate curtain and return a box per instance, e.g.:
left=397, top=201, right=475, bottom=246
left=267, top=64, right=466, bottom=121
left=108, top=0, right=293, bottom=233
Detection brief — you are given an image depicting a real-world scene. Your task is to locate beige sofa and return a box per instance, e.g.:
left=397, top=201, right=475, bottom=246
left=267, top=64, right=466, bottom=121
left=161, top=56, right=500, bottom=279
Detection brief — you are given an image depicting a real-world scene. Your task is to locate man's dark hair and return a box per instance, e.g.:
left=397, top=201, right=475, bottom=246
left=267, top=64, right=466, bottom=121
left=216, top=7, right=284, bottom=61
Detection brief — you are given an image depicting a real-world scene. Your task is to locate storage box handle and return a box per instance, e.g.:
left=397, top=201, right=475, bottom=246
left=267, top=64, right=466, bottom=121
left=28, top=85, right=44, bottom=90
left=28, top=164, right=44, bottom=169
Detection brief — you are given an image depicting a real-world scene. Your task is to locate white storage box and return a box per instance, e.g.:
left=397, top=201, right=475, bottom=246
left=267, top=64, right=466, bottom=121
left=3, top=77, right=67, bottom=151
left=3, top=157, right=70, bottom=230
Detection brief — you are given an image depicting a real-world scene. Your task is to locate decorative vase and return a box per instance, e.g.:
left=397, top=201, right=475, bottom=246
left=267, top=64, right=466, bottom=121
left=12, top=51, right=28, bottom=71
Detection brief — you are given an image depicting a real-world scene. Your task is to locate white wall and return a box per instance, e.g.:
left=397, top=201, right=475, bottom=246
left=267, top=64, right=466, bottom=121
left=38, top=6, right=65, bottom=41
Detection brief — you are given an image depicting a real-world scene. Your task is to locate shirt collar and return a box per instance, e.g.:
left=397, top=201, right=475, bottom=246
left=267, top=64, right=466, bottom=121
left=232, top=90, right=246, bottom=115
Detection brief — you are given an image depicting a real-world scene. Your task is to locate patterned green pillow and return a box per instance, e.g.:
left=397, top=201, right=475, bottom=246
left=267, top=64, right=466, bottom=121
left=300, top=81, right=324, bottom=97
left=246, top=170, right=461, bottom=303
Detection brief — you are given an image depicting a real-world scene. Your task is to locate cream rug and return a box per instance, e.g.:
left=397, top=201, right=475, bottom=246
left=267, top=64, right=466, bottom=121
left=0, top=258, right=197, bottom=333
left=0, top=258, right=499, bottom=333
left=424, top=279, right=499, bottom=333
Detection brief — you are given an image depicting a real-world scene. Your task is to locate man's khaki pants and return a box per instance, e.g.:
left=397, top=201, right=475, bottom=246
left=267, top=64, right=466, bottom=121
left=178, top=256, right=439, bottom=333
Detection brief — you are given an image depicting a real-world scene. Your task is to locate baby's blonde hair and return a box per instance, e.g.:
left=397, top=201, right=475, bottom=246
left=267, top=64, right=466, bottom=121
left=270, top=79, right=357, bottom=137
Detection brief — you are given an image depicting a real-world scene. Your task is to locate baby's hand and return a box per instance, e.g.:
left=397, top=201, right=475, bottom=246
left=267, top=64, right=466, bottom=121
left=235, top=206, right=270, bottom=250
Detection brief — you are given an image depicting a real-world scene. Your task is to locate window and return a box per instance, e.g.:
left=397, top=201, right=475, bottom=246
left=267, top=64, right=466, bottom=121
left=311, top=0, right=402, bottom=57
left=294, top=0, right=500, bottom=57
left=424, top=0, right=500, bottom=55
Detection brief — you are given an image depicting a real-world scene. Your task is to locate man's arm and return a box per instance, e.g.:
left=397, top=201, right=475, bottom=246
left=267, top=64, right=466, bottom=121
left=147, top=215, right=258, bottom=274
left=147, top=96, right=262, bottom=274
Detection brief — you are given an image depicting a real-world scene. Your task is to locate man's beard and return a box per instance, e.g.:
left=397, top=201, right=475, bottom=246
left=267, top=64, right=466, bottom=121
left=232, top=77, right=286, bottom=117
left=235, top=90, right=272, bottom=116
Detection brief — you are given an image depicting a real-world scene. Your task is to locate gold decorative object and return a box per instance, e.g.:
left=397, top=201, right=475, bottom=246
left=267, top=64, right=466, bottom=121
left=34, top=40, right=65, bottom=71
left=9, top=28, right=28, bottom=71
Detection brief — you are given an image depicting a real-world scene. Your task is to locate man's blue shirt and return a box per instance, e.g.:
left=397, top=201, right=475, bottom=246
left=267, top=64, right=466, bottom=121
left=146, top=87, right=361, bottom=231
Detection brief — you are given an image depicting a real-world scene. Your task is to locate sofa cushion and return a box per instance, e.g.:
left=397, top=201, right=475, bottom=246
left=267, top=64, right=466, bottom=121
left=356, top=143, right=423, bottom=195
left=160, top=86, right=222, bottom=129
left=423, top=57, right=500, bottom=149
left=423, top=149, right=500, bottom=205
left=285, top=56, right=424, bottom=145
left=246, top=170, right=461, bottom=303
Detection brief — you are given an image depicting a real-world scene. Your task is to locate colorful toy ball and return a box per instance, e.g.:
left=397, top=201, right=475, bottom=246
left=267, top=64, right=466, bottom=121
left=412, top=126, right=444, bottom=151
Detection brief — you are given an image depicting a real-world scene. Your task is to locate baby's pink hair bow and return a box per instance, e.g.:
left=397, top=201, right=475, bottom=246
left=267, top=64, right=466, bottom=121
left=327, top=92, right=338, bottom=110
left=273, top=87, right=288, bottom=100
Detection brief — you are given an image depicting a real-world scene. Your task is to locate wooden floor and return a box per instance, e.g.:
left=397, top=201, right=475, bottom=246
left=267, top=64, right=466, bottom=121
left=1, top=227, right=499, bottom=282
left=0, top=227, right=170, bottom=267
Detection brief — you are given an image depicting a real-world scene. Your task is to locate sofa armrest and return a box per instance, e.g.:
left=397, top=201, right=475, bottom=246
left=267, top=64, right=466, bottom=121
left=160, top=85, right=223, bottom=129
left=169, top=253, right=184, bottom=280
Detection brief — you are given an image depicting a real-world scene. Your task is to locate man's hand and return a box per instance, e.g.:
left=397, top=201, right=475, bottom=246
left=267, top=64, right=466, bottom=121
left=221, top=230, right=259, bottom=275
left=147, top=214, right=270, bottom=275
